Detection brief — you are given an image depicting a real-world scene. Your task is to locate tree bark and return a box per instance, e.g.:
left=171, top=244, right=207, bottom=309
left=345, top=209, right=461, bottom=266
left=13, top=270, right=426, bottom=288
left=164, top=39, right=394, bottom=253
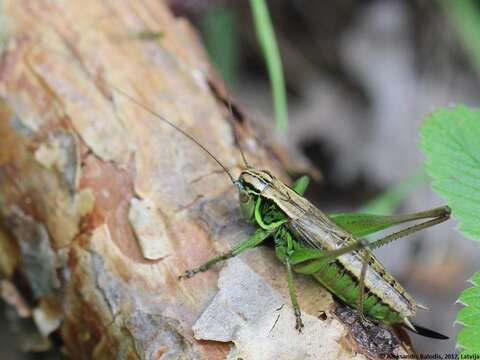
left=0, top=1, right=411, bottom=359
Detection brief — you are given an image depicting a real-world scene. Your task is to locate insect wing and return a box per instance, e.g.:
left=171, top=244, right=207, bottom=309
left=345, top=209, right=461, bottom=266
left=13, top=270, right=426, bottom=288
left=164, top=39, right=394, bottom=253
left=287, top=204, right=356, bottom=252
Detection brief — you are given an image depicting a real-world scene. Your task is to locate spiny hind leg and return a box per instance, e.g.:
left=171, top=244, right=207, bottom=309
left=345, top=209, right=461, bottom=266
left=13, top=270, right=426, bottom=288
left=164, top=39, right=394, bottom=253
left=179, top=228, right=273, bottom=279
left=331, top=205, right=450, bottom=242
left=292, top=212, right=453, bottom=265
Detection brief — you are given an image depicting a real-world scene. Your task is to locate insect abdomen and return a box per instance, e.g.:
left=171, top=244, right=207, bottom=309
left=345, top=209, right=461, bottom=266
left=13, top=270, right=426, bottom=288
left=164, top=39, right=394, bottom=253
left=303, top=259, right=403, bottom=324
left=261, top=196, right=410, bottom=325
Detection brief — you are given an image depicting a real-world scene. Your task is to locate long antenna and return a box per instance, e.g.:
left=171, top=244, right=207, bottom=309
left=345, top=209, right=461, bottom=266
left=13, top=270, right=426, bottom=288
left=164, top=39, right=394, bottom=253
left=112, top=87, right=236, bottom=184
left=224, top=88, right=250, bottom=169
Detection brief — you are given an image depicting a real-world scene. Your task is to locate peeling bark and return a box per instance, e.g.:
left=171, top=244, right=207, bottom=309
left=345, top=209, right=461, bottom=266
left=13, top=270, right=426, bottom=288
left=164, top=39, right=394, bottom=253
left=0, top=1, right=411, bottom=359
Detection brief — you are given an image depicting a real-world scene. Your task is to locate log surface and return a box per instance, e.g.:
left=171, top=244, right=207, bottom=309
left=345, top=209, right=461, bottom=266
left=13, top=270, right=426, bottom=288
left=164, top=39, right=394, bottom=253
left=0, top=1, right=409, bottom=359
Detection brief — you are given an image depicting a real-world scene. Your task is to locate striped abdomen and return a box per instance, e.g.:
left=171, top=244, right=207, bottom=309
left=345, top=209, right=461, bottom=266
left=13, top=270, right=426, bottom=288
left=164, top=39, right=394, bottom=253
left=285, top=204, right=416, bottom=324
left=296, top=255, right=403, bottom=324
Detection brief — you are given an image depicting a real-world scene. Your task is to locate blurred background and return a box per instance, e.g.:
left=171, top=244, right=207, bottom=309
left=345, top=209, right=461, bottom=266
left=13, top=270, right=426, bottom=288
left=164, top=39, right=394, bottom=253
left=1, top=0, right=479, bottom=357
left=168, top=0, right=479, bottom=355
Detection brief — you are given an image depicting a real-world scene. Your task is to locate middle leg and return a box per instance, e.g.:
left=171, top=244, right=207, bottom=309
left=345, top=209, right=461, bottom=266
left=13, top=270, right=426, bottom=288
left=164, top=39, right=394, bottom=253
left=275, top=227, right=305, bottom=332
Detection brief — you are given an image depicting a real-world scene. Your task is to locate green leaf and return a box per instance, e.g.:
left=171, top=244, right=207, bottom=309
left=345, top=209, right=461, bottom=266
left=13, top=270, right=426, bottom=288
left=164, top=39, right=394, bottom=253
left=249, top=0, right=288, bottom=131
left=420, top=106, right=480, bottom=241
left=292, top=175, right=310, bottom=196
left=457, top=272, right=480, bottom=354
left=439, top=0, right=480, bottom=77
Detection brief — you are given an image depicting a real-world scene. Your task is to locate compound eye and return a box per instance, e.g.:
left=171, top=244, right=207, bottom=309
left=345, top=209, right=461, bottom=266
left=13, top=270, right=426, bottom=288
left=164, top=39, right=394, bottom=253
left=239, top=191, right=250, bottom=203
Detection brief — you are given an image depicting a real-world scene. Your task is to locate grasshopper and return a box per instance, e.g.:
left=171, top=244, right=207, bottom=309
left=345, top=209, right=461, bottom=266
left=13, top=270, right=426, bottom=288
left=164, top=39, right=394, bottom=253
left=115, top=88, right=450, bottom=339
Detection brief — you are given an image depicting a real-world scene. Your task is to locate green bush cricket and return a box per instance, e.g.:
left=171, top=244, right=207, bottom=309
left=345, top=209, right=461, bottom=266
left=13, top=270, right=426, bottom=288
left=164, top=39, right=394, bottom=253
left=115, top=88, right=450, bottom=339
